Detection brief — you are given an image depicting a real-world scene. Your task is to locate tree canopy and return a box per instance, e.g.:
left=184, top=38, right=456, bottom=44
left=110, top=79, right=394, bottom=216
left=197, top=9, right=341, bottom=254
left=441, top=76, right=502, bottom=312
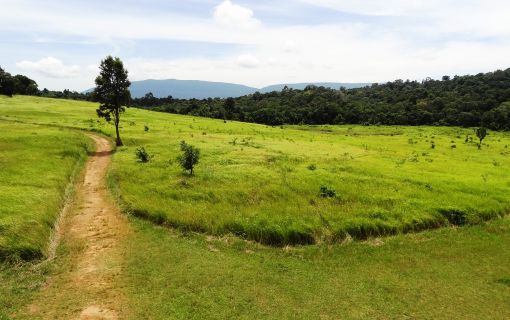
left=0, top=67, right=38, bottom=97
left=94, top=56, right=131, bottom=146
left=131, top=68, right=510, bottom=130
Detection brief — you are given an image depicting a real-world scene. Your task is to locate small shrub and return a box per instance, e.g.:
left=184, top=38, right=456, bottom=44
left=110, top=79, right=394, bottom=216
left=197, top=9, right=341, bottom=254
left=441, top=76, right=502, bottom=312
left=476, top=127, right=487, bottom=148
left=497, top=277, right=510, bottom=287
left=439, top=209, right=468, bottom=226
left=307, top=164, right=317, bottom=171
left=319, top=185, right=336, bottom=198
left=177, top=141, right=200, bottom=175
left=135, top=147, right=151, bottom=163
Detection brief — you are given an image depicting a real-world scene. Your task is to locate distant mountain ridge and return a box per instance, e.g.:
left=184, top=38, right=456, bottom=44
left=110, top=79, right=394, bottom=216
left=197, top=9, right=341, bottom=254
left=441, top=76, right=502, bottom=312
left=92, top=79, right=370, bottom=99
left=260, top=82, right=370, bottom=93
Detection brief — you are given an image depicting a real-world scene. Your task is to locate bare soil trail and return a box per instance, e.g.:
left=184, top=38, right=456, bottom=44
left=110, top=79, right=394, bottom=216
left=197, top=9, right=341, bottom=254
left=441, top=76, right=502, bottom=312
left=25, top=134, right=130, bottom=319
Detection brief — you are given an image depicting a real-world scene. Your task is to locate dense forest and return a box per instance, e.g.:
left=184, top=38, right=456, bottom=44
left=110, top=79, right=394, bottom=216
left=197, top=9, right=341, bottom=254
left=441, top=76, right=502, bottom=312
left=2, top=66, right=509, bottom=130
left=0, top=66, right=93, bottom=100
left=132, top=69, right=510, bottom=130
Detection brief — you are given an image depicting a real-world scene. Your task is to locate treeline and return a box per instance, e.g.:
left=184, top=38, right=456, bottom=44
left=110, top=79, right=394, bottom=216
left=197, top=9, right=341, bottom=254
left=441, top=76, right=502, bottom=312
left=0, top=67, right=38, bottom=96
left=2, top=65, right=510, bottom=130
left=132, top=68, right=510, bottom=130
left=0, top=66, right=93, bottom=100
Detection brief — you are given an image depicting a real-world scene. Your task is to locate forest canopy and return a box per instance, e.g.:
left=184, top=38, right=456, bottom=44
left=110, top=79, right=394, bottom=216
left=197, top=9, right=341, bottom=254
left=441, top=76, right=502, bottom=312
left=132, top=68, right=510, bottom=130
left=2, top=66, right=509, bottom=130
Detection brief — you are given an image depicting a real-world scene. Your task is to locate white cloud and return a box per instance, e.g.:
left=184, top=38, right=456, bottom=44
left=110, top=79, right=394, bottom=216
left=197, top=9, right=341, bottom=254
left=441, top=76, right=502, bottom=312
left=237, top=54, right=261, bottom=68
left=213, top=0, right=260, bottom=29
left=299, top=0, right=437, bottom=16
left=301, top=0, right=510, bottom=37
left=16, top=57, right=81, bottom=78
left=2, top=0, right=510, bottom=90
left=283, top=40, right=298, bottom=53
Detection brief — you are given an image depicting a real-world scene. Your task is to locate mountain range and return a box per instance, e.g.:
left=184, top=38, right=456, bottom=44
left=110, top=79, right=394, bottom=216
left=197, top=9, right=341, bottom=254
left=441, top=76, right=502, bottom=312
left=104, top=79, right=370, bottom=99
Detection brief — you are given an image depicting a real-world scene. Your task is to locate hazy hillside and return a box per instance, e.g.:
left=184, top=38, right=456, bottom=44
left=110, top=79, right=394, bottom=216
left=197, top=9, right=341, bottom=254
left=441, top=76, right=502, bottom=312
left=128, top=79, right=256, bottom=99
left=260, top=82, right=370, bottom=92
left=124, top=79, right=370, bottom=98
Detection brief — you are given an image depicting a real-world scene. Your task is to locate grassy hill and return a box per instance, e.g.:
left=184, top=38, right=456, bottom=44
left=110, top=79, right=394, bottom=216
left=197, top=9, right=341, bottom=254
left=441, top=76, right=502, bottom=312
left=0, top=121, right=91, bottom=260
left=2, top=96, right=510, bottom=246
left=0, top=96, right=509, bottom=319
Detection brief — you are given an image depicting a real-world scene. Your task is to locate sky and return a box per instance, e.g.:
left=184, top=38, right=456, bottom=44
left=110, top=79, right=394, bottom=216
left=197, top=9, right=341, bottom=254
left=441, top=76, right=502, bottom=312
left=1, top=0, right=509, bottom=91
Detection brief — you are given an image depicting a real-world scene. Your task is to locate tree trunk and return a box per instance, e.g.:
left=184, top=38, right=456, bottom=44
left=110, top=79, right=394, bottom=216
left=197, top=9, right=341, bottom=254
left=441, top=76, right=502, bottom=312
left=115, top=108, right=123, bottom=146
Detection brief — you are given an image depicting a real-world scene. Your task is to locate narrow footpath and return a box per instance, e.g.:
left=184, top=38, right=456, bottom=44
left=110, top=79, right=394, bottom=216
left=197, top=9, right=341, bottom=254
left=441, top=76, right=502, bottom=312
left=26, top=134, right=130, bottom=319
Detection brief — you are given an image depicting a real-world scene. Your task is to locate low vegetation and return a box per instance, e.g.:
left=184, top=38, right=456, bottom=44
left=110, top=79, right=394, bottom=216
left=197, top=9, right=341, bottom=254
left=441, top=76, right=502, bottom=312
left=0, top=96, right=509, bottom=318
left=177, top=141, right=200, bottom=175
left=0, top=120, right=92, bottom=261
left=2, top=96, right=509, bottom=246
left=122, top=216, right=510, bottom=319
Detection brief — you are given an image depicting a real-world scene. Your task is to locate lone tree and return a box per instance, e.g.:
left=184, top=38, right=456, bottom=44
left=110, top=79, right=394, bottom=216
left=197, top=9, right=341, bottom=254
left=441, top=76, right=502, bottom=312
left=476, top=127, right=487, bottom=148
left=177, top=141, right=200, bottom=175
left=94, top=56, right=131, bottom=146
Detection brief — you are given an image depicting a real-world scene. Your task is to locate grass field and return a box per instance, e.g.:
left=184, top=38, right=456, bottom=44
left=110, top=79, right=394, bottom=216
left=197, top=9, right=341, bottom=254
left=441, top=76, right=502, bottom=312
left=2, top=96, right=509, bottom=245
left=0, top=120, right=92, bottom=260
left=0, top=96, right=509, bottom=318
left=122, top=216, right=510, bottom=319
left=0, top=118, right=92, bottom=318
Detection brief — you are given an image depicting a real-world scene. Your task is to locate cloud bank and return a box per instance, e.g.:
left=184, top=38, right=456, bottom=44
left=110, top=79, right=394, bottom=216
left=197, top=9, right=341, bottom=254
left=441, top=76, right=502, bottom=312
left=16, top=57, right=81, bottom=78
left=1, top=0, right=508, bottom=90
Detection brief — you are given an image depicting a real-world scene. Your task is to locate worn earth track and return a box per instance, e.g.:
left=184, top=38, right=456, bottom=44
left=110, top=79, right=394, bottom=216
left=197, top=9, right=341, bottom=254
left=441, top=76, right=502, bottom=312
left=25, top=134, right=130, bottom=319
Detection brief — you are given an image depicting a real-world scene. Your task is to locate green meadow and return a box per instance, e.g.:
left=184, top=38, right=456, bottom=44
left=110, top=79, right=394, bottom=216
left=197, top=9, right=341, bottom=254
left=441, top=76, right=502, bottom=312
left=0, top=120, right=91, bottom=260
left=110, top=120, right=510, bottom=245
left=1, top=96, right=510, bottom=246
left=0, top=96, right=509, bottom=319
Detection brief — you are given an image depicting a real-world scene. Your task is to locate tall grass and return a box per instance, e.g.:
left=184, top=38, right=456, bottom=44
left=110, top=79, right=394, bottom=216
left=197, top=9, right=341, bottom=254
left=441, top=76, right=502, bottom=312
left=0, top=120, right=92, bottom=261
left=2, top=96, right=510, bottom=245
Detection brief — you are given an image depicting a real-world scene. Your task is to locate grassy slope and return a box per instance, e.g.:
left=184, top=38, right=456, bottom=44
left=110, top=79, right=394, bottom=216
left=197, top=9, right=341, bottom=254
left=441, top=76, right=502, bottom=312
left=2, top=96, right=509, bottom=245
left=0, top=119, right=91, bottom=319
left=124, top=217, right=510, bottom=319
left=0, top=120, right=92, bottom=260
left=0, top=96, right=509, bottom=318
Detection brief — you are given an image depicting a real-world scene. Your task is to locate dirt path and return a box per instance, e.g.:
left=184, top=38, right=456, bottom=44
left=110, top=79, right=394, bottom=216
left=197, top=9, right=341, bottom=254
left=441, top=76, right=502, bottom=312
left=26, top=134, right=130, bottom=319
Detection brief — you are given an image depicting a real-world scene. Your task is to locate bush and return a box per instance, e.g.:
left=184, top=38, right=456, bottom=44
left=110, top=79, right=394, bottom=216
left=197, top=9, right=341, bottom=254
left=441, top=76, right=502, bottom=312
left=135, top=147, right=151, bottom=163
left=476, top=127, right=487, bottom=148
left=177, top=141, right=200, bottom=175
left=439, top=208, right=468, bottom=226
left=319, top=185, right=336, bottom=198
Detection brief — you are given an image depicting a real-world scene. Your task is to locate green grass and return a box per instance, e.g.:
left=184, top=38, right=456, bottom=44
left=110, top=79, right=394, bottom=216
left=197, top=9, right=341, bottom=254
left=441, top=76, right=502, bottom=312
left=0, top=118, right=91, bottom=318
left=0, top=262, right=49, bottom=320
left=0, top=96, right=509, bottom=318
left=2, top=95, right=510, bottom=245
left=0, top=120, right=92, bottom=260
left=121, top=216, right=510, bottom=319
